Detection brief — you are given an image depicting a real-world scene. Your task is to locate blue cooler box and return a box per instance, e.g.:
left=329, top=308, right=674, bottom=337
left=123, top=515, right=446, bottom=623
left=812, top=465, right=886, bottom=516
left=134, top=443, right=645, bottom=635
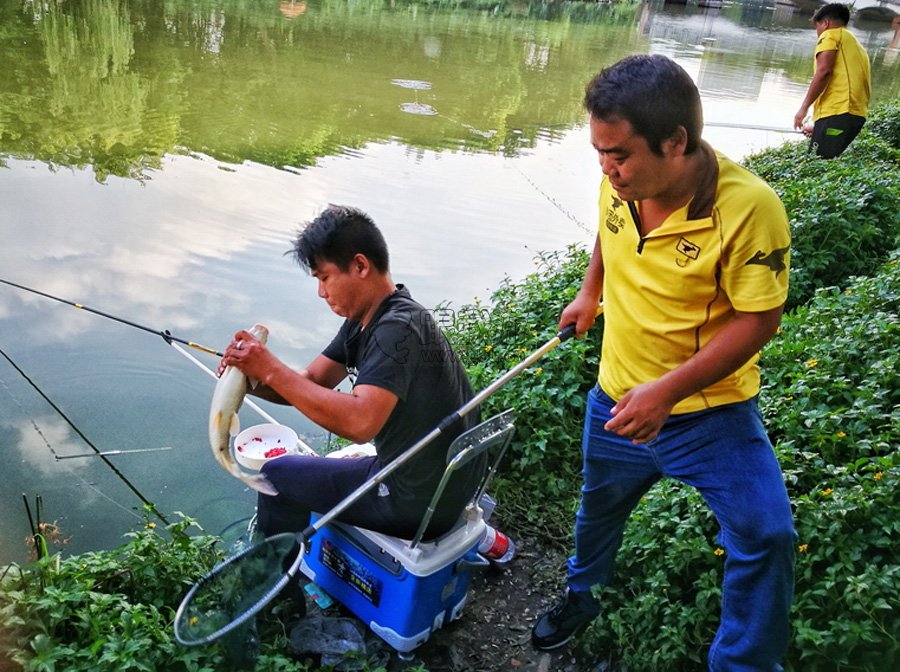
left=299, top=508, right=488, bottom=653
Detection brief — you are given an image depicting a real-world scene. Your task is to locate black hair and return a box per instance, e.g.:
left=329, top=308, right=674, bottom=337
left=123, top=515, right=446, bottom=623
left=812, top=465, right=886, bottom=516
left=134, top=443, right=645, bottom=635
left=812, top=3, right=850, bottom=24
left=290, top=204, right=390, bottom=274
left=583, top=54, right=703, bottom=156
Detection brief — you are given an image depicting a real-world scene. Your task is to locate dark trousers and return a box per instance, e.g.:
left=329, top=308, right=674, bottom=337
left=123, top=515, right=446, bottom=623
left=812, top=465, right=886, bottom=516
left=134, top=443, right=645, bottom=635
left=809, top=113, right=866, bottom=158
left=568, top=387, right=795, bottom=671
left=257, top=454, right=416, bottom=537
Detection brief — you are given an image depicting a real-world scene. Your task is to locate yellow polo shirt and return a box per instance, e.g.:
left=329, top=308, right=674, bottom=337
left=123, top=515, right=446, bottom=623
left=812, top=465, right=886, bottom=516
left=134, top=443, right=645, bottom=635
left=813, top=27, right=871, bottom=120
left=596, top=145, right=790, bottom=413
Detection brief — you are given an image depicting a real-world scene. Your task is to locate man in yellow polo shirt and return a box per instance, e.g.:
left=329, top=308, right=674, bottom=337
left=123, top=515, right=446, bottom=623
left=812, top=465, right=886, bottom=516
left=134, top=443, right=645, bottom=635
left=531, top=55, right=796, bottom=671
left=793, top=3, right=871, bottom=158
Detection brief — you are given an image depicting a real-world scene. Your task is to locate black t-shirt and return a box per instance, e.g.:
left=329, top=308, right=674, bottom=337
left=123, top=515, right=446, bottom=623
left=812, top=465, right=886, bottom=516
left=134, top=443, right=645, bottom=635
left=322, top=285, right=483, bottom=529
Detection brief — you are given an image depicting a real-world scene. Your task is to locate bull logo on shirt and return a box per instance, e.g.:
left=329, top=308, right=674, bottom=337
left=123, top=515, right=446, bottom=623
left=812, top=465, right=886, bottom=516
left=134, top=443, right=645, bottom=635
left=675, top=237, right=701, bottom=267
left=745, top=246, right=790, bottom=277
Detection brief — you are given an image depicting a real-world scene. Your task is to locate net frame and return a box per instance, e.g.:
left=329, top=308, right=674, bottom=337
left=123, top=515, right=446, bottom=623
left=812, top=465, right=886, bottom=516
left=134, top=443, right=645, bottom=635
left=173, top=532, right=303, bottom=646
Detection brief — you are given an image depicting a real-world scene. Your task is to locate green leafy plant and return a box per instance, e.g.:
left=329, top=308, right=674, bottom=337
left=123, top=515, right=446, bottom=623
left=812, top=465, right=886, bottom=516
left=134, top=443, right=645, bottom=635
left=760, top=255, right=899, bottom=669
left=860, top=100, right=900, bottom=150
left=742, top=137, right=900, bottom=310
left=740, top=100, right=900, bottom=311
left=0, top=512, right=324, bottom=672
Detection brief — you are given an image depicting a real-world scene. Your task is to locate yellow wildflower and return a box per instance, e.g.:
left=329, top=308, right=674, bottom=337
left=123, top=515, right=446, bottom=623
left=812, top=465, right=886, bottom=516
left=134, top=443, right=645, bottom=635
left=874, top=472, right=883, bottom=481
left=533, top=367, right=543, bottom=376
left=146, top=522, right=156, bottom=529
left=714, top=548, right=725, bottom=556
left=798, top=544, right=808, bottom=553
left=821, top=488, right=833, bottom=496
left=484, top=345, right=493, bottom=353
left=835, top=431, right=846, bottom=438
left=806, top=358, right=818, bottom=368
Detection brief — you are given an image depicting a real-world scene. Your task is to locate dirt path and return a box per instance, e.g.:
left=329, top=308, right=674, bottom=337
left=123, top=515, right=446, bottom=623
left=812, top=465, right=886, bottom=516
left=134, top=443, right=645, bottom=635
left=385, top=536, right=602, bottom=672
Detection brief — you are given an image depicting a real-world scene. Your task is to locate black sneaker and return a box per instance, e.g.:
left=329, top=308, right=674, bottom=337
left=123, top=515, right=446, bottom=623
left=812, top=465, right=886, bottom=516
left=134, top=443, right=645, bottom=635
left=531, top=588, right=600, bottom=650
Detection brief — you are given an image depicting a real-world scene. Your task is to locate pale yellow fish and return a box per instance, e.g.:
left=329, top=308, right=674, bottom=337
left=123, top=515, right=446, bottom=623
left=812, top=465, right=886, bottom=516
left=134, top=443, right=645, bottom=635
left=208, top=323, right=278, bottom=495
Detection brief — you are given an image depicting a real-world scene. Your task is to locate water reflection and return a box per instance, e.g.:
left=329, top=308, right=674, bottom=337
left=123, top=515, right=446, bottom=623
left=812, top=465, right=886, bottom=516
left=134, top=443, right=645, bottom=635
left=1, top=0, right=896, bottom=180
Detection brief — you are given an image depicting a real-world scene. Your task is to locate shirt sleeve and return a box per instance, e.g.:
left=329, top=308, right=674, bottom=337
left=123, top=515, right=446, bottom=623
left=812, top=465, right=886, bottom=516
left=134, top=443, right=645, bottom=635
left=321, top=320, right=352, bottom=364
left=815, top=29, right=840, bottom=55
left=720, top=179, right=791, bottom=313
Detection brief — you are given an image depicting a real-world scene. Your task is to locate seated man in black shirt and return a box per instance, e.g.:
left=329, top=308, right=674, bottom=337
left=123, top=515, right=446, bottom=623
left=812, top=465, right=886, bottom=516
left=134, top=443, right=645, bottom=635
left=218, top=204, right=483, bottom=543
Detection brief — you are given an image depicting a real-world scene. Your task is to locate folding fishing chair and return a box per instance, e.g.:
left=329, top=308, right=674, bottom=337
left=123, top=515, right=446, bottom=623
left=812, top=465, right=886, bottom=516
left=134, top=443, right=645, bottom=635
left=298, top=409, right=516, bottom=656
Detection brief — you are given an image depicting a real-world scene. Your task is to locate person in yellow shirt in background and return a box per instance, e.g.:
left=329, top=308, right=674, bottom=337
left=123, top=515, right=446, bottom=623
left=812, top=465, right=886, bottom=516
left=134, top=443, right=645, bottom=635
left=793, top=3, right=872, bottom=158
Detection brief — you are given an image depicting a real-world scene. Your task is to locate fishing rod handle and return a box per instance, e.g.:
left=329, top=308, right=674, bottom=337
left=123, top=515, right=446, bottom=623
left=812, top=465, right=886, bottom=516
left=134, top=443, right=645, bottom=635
left=557, top=324, right=577, bottom=341
left=297, top=313, right=601, bottom=545
left=555, top=302, right=605, bottom=342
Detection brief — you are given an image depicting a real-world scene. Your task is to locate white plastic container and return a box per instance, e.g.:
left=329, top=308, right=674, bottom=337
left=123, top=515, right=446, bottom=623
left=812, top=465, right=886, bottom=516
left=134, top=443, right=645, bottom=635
left=234, top=423, right=299, bottom=471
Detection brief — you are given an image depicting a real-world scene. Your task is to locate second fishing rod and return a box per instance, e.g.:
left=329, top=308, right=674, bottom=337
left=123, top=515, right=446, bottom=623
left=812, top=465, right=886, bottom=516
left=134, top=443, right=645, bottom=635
left=1, top=276, right=316, bottom=446
left=0, top=278, right=224, bottom=357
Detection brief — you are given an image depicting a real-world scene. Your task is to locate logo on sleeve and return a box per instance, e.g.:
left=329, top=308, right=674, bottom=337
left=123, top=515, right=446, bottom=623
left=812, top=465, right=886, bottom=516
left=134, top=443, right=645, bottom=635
left=745, top=246, right=789, bottom=277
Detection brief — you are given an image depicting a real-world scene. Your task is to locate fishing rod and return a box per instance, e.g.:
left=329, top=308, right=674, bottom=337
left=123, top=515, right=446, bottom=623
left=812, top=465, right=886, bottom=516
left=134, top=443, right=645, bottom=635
left=56, top=447, right=174, bottom=460
left=0, top=278, right=224, bottom=357
left=3, top=277, right=317, bottom=454
left=0, top=344, right=170, bottom=526
left=705, top=121, right=803, bottom=134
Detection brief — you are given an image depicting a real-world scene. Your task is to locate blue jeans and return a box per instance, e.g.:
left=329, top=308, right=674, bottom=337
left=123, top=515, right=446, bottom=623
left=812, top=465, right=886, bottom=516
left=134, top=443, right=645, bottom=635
left=567, top=386, right=795, bottom=671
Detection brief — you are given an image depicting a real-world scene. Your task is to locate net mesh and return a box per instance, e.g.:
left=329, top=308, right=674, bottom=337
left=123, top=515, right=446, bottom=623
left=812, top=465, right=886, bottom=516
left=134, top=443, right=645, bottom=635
left=174, top=532, right=298, bottom=645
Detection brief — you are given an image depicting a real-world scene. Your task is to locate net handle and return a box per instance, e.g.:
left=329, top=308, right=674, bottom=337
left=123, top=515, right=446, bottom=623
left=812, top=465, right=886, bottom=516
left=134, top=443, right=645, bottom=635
left=299, top=321, right=583, bottom=543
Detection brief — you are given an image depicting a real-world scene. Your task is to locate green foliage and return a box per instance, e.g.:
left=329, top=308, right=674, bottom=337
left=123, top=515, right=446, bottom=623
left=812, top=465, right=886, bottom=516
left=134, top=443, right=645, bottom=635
left=759, top=255, right=899, bottom=670
left=862, top=100, right=900, bottom=150
left=741, top=115, right=900, bottom=310
left=580, top=480, right=722, bottom=670
left=444, top=244, right=599, bottom=544
left=760, top=255, right=900, bottom=482
left=0, top=512, right=319, bottom=672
